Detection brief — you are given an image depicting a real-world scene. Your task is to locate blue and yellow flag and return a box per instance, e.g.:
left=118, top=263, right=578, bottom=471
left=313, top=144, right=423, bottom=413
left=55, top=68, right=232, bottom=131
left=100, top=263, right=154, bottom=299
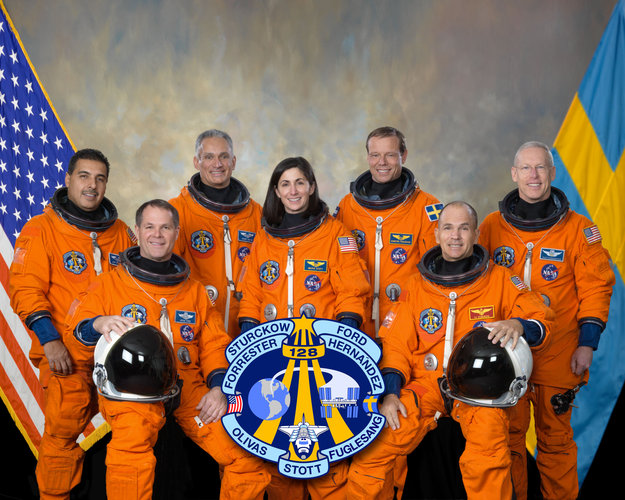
left=551, top=0, right=625, bottom=484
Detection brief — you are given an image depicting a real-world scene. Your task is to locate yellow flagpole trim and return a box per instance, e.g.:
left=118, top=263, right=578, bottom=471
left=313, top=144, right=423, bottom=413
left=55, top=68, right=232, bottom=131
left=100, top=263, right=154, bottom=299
left=79, top=422, right=111, bottom=451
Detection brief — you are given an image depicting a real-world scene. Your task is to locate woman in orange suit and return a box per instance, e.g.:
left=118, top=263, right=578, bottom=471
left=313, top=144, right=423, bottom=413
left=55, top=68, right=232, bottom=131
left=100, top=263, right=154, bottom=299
left=238, top=157, right=371, bottom=500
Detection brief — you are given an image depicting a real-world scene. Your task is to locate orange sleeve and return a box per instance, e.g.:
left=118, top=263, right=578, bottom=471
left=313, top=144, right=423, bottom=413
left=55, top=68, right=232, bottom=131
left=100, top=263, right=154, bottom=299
left=572, top=222, right=615, bottom=324
left=9, top=221, right=54, bottom=326
left=329, top=220, right=371, bottom=322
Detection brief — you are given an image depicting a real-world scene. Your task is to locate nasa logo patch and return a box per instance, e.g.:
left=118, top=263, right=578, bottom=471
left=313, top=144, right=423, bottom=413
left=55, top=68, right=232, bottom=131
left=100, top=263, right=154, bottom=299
left=180, top=324, right=195, bottom=342
left=390, top=248, right=407, bottom=265
left=63, top=251, right=88, bottom=275
left=190, top=230, right=214, bottom=253
left=493, top=246, right=515, bottom=267
left=221, top=317, right=385, bottom=480
left=541, top=264, right=559, bottom=281
left=121, top=304, right=147, bottom=324
left=419, top=308, right=443, bottom=334
left=260, top=260, right=280, bottom=285
left=304, top=274, right=322, bottom=292
left=238, top=246, right=251, bottom=262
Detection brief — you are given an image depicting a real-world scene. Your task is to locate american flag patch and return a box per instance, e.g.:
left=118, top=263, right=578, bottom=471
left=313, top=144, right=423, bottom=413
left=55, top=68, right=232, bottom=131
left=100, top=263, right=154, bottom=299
left=511, top=275, right=527, bottom=291
left=338, top=236, right=358, bottom=253
left=583, top=225, right=602, bottom=244
left=227, top=394, right=243, bottom=413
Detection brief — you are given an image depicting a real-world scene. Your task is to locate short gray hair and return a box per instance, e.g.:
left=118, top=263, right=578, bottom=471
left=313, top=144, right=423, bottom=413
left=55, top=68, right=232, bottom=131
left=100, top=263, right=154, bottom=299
left=195, top=129, right=234, bottom=158
left=513, top=141, right=554, bottom=168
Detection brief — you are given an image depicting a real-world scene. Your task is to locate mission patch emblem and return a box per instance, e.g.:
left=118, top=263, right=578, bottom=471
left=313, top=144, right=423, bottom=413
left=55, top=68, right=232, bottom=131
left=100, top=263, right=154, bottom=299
left=221, top=316, right=385, bottom=479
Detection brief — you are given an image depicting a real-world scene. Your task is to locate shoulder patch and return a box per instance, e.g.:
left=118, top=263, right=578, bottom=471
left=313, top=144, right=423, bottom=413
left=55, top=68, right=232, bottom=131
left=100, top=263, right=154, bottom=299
left=510, top=275, right=527, bottom=291
left=583, top=224, right=602, bottom=245
left=338, top=236, right=358, bottom=253
left=425, top=203, right=444, bottom=222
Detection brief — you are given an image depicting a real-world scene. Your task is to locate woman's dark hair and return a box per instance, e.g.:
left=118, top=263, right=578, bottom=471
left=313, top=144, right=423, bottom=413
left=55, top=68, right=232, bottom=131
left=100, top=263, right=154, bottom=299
left=262, top=157, right=323, bottom=226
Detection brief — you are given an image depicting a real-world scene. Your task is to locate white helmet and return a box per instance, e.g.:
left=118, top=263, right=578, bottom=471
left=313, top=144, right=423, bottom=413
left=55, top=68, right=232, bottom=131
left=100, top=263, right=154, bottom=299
left=440, top=326, right=533, bottom=407
left=93, top=324, right=180, bottom=402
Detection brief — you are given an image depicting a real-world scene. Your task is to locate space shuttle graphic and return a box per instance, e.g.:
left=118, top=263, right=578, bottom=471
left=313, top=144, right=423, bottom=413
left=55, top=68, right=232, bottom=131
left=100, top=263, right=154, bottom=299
left=278, top=415, right=329, bottom=460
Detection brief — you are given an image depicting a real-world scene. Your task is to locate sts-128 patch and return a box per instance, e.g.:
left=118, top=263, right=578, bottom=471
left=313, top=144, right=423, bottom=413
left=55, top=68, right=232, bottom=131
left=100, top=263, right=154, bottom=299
left=221, top=316, right=385, bottom=480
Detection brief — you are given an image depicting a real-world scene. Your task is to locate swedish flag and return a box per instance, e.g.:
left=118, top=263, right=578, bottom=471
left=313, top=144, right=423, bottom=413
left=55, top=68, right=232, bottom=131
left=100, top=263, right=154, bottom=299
left=425, top=203, right=444, bottom=222
left=550, top=0, right=625, bottom=484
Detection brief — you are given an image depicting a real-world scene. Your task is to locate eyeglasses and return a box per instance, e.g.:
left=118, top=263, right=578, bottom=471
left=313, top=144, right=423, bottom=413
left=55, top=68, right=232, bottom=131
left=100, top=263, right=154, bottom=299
left=514, top=165, right=550, bottom=175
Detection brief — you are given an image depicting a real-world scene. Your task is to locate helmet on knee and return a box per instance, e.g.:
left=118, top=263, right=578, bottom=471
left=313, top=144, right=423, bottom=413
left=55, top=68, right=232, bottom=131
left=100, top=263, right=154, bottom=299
left=93, top=324, right=179, bottom=402
left=440, top=326, right=532, bottom=407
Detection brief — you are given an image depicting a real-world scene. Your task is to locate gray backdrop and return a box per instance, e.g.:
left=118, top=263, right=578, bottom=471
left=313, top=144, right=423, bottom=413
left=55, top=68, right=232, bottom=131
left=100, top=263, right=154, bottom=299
left=5, top=0, right=616, bottom=225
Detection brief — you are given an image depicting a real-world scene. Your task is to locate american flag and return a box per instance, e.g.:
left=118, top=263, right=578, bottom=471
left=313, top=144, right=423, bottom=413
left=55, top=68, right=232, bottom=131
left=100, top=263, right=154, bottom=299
left=337, top=236, right=358, bottom=253
left=510, top=275, right=528, bottom=291
left=227, top=394, right=243, bottom=413
left=583, top=224, right=602, bottom=245
left=0, top=3, right=105, bottom=456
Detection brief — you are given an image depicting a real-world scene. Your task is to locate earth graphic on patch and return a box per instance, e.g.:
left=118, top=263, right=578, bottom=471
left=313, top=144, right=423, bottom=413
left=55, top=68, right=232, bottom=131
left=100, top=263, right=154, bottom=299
left=248, top=379, right=291, bottom=420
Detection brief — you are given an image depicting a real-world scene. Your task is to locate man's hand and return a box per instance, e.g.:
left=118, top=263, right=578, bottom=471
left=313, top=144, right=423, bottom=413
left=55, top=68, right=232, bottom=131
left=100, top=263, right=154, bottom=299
left=43, top=339, right=73, bottom=375
left=483, top=319, right=523, bottom=349
left=571, top=346, right=593, bottom=376
left=196, top=386, right=227, bottom=424
left=93, top=315, right=136, bottom=342
left=380, top=394, right=407, bottom=431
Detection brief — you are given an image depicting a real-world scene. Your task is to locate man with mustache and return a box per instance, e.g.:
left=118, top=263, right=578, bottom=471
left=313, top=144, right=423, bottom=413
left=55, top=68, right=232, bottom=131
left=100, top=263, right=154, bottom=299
left=9, top=148, right=136, bottom=499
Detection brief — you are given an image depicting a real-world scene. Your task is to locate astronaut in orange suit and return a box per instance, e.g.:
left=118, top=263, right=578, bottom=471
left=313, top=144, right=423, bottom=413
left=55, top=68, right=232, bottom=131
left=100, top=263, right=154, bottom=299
left=347, top=201, right=554, bottom=500
left=9, top=149, right=135, bottom=500
left=170, top=129, right=262, bottom=337
left=334, top=126, right=441, bottom=496
left=238, top=157, right=370, bottom=500
left=479, top=141, right=614, bottom=500
left=335, top=126, right=441, bottom=340
left=65, top=199, right=270, bottom=500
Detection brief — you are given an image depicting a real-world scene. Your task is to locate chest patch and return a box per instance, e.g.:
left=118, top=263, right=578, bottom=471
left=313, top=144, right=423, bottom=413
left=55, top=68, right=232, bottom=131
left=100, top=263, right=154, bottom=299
left=541, top=264, right=559, bottom=281
left=63, top=251, right=88, bottom=275
left=391, top=247, right=407, bottom=264
left=540, top=248, right=564, bottom=262
left=175, top=310, right=196, bottom=324
left=260, top=260, right=280, bottom=285
left=121, top=304, right=147, bottom=324
left=469, top=306, right=495, bottom=321
left=238, top=230, right=256, bottom=243
left=190, top=230, right=214, bottom=253
left=352, top=229, right=365, bottom=251
left=493, top=246, right=515, bottom=267
left=108, top=252, right=120, bottom=266
left=304, top=274, right=322, bottom=292
left=389, top=233, right=413, bottom=245
left=419, top=308, right=443, bottom=334
left=304, top=260, right=328, bottom=273
left=180, top=324, right=195, bottom=342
